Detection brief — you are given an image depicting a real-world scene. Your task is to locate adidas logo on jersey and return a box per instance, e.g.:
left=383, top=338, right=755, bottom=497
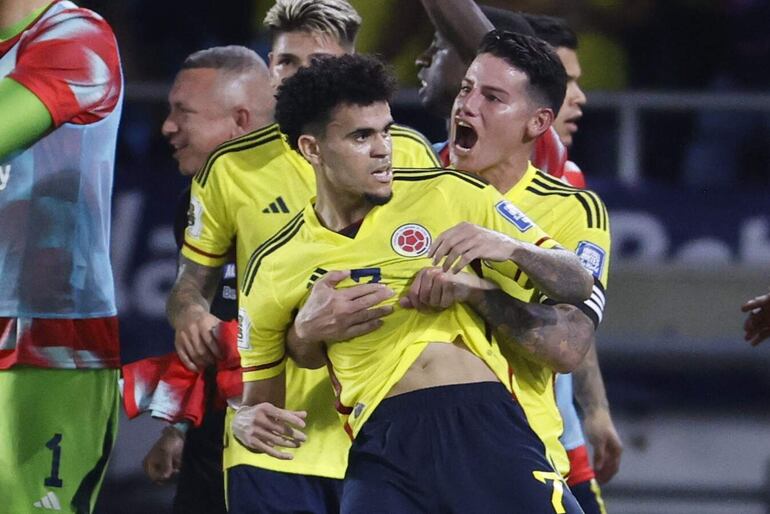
left=33, top=491, right=61, bottom=510
left=262, top=196, right=289, bottom=214
left=306, top=267, right=328, bottom=288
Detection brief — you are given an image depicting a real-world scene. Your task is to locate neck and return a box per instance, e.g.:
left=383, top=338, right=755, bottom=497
left=476, top=146, right=531, bottom=195
left=314, top=179, right=372, bottom=232
left=0, top=0, right=51, bottom=32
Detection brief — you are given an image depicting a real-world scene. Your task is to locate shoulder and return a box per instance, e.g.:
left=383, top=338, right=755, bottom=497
left=525, top=169, right=608, bottom=231
left=390, top=124, right=440, bottom=167
left=26, top=4, right=116, bottom=44
left=193, top=123, right=284, bottom=188
left=241, top=211, right=306, bottom=296
left=393, top=167, right=489, bottom=189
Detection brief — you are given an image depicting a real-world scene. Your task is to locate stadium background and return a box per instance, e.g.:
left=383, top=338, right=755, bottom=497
left=72, top=1, right=770, bottom=512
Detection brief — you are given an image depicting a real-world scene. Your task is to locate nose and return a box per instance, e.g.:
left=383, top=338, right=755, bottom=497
left=415, top=47, right=432, bottom=69
left=371, top=132, right=391, bottom=158
left=572, top=83, right=587, bottom=106
left=161, top=116, right=178, bottom=138
left=458, top=89, right=481, bottom=117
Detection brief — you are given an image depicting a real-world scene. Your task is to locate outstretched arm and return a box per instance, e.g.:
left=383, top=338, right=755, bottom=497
left=419, top=0, right=493, bottom=63
left=0, top=78, right=52, bottom=160
left=742, top=290, right=770, bottom=346
left=166, top=255, right=224, bottom=371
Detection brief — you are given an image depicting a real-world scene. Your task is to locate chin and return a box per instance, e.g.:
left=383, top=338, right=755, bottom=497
left=365, top=191, right=393, bottom=206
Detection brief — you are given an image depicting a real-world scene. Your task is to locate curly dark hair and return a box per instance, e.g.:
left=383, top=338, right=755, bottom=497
left=478, top=30, right=567, bottom=114
left=275, top=54, right=397, bottom=151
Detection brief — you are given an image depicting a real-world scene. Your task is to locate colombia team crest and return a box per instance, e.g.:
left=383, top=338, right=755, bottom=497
left=391, top=224, right=432, bottom=257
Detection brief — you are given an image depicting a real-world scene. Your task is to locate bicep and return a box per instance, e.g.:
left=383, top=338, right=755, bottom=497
left=0, top=78, right=52, bottom=160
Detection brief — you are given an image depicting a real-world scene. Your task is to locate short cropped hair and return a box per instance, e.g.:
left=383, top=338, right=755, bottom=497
left=478, top=30, right=567, bottom=114
left=275, top=54, right=396, bottom=151
left=521, top=13, right=578, bottom=50
left=480, top=6, right=535, bottom=37
left=264, top=0, right=361, bottom=49
left=181, top=45, right=267, bottom=74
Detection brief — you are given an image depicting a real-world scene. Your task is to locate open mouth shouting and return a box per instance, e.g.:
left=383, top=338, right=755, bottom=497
left=453, top=119, right=478, bottom=155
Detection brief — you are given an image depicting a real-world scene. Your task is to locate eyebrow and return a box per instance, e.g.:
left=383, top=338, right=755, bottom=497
left=345, top=120, right=395, bottom=138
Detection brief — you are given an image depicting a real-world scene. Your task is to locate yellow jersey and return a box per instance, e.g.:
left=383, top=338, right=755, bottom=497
left=181, top=123, right=440, bottom=478
left=238, top=168, right=560, bottom=441
left=482, top=163, right=611, bottom=478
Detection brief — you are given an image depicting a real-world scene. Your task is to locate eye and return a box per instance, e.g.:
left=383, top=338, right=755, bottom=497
left=484, top=93, right=500, bottom=103
left=458, top=85, right=471, bottom=95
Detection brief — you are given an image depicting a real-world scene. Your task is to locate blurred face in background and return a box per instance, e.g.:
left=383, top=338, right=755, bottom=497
left=553, top=47, right=586, bottom=147
left=415, top=31, right=467, bottom=119
left=269, top=30, right=348, bottom=91
left=162, top=68, right=244, bottom=175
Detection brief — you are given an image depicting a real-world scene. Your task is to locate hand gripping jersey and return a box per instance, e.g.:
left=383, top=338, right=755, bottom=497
left=0, top=1, right=123, bottom=369
left=238, top=168, right=559, bottom=439
left=182, top=124, right=440, bottom=479
left=482, top=163, right=610, bottom=478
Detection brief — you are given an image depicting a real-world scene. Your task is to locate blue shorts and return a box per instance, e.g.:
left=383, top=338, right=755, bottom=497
left=227, top=465, right=343, bottom=514
left=342, top=382, right=584, bottom=514
left=571, top=479, right=606, bottom=514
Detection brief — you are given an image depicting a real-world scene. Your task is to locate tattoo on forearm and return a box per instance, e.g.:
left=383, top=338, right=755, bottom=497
left=469, top=289, right=592, bottom=370
left=573, top=343, right=610, bottom=413
left=166, top=256, right=221, bottom=325
left=514, top=246, right=589, bottom=303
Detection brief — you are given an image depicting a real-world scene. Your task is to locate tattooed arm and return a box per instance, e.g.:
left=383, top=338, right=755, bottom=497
left=430, top=222, right=593, bottom=304
left=401, top=267, right=592, bottom=372
left=573, top=343, right=623, bottom=483
left=166, top=255, right=224, bottom=371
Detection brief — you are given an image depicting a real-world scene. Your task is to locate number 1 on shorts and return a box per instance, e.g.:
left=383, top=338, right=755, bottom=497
left=44, top=433, right=63, bottom=487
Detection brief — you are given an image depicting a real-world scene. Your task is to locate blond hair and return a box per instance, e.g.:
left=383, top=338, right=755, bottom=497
left=263, top=0, right=361, bottom=49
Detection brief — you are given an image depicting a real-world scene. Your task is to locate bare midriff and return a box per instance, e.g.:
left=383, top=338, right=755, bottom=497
left=385, top=337, right=498, bottom=398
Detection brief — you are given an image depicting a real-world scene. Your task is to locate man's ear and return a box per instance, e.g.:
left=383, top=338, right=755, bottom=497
left=526, top=107, right=554, bottom=140
left=297, top=134, right=321, bottom=166
left=233, top=108, right=250, bottom=137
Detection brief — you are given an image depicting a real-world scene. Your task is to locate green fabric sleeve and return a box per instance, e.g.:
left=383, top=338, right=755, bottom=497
left=0, top=77, right=53, bottom=161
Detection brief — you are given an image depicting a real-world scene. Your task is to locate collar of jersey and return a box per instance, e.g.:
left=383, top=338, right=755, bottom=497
left=302, top=200, right=377, bottom=242
left=501, top=161, right=538, bottom=200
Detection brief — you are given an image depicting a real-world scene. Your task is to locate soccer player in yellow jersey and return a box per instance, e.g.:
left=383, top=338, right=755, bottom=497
left=239, top=53, right=591, bottom=513
left=165, top=1, right=441, bottom=511
left=405, top=23, right=615, bottom=506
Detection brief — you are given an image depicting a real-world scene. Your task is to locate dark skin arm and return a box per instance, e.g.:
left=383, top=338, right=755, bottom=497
left=419, top=0, right=493, bottom=63
left=742, top=290, right=770, bottom=346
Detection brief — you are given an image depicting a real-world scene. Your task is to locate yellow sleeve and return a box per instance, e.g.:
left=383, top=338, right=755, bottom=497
left=238, top=258, right=293, bottom=382
left=181, top=159, right=234, bottom=267
left=553, top=191, right=611, bottom=288
left=391, top=124, right=441, bottom=168
left=541, top=191, right=611, bottom=327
